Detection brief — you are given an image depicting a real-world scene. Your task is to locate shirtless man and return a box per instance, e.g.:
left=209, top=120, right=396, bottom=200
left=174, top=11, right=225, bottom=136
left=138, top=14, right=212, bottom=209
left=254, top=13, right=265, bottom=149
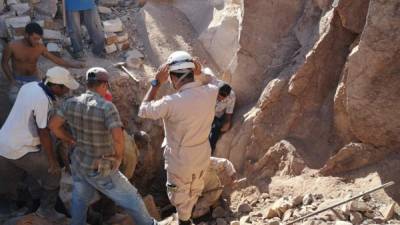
left=1, top=22, right=84, bottom=102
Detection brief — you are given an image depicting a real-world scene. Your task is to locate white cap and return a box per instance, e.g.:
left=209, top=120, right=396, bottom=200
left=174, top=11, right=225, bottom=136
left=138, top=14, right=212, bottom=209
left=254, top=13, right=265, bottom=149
left=45, top=66, right=79, bottom=90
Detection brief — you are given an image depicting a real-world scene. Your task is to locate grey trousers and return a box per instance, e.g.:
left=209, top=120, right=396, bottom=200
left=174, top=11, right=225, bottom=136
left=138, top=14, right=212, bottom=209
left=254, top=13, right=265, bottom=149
left=0, top=148, right=61, bottom=200
left=66, top=7, right=105, bottom=55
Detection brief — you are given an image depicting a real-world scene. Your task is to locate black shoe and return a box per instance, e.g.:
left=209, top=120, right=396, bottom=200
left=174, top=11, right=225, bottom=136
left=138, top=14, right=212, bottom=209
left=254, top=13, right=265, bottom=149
left=179, top=219, right=192, bottom=225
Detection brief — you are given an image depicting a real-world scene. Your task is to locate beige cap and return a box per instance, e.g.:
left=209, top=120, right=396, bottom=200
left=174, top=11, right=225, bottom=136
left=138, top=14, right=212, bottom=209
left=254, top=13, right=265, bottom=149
left=45, top=66, right=79, bottom=90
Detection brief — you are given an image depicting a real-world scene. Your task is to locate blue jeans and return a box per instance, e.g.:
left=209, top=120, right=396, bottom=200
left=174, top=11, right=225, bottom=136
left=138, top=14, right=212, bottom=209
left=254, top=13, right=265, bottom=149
left=66, top=8, right=105, bottom=55
left=70, top=160, right=156, bottom=225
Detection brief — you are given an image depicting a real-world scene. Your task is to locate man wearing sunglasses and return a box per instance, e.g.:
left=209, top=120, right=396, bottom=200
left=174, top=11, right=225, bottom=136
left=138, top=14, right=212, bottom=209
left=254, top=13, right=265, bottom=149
left=139, top=51, right=218, bottom=225
left=0, top=66, right=79, bottom=221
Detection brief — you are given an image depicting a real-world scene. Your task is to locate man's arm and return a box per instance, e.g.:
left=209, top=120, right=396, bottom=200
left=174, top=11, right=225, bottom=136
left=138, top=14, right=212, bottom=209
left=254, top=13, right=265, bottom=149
left=138, top=64, right=170, bottom=119
left=38, top=127, right=61, bottom=175
left=42, top=48, right=84, bottom=69
left=221, top=113, right=233, bottom=132
left=48, top=115, right=76, bottom=145
left=1, top=44, right=15, bottom=83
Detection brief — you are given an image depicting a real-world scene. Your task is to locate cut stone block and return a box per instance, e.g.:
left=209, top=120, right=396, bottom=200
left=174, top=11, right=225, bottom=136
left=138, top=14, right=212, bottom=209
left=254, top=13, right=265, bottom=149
left=99, top=0, right=119, bottom=7
left=5, top=16, right=31, bottom=29
left=103, top=18, right=123, bottom=33
left=98, top=6, right=112, bottom=14
left=104, top=32, right=118, bottom=45
left=116, top=32, right=128, bottom=43
left=43, top=29, right=63, bottom=40
left=47, top=42, right=61, bottom=56
left=105, top=43, right=117, bottom=54
left=11, top=3, right=30, bottom=16
left=117, top=40, right=129, bottom=51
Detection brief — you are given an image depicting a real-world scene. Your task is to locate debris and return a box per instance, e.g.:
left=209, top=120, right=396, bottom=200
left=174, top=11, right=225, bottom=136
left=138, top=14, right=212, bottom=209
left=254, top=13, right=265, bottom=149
left=117, top=40, right=130, bottom=51
left=43, top=29, right=63, bottom=40
left=238, top=202, right=252, bottom=214
left=117, top=32, right=129, bottom=43
left=263, top=197, right=291, bottom=219
left=212, top=206, right=226, bottom=218
left=103, top=18, right=123, bottom=33
left=290, top=195, right=303, bottom=207
left=380, top=202, right=396, bottom=221
left=303, top=194, right=314, bottom=205
left=98, top=6, right=112, bottom=15
left=347, top=200, right=370, bottom=212
left=349, top=211, right=363, bottom=225
left=334, top=221, right=352, bottom=225
left=230, top=221, right=240, bottom=225
left=5, top=16, right=31, bottom=29
left=105, top=43, right=117, bottom=54
left=105, top=32, right=118, bottom=45
left=99, top=0, right=119, bottom=7
left=10, top=3, right=30, bottom=16
left=46, top=42, right=61, bottom=55
left=239, top=215, right=250, bottom=224
left=216, top=218, right=228, bottom=225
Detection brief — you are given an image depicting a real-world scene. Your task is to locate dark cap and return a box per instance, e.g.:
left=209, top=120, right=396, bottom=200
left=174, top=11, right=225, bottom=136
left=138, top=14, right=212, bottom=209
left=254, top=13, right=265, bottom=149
left=85, top=67, right=109, bottom=82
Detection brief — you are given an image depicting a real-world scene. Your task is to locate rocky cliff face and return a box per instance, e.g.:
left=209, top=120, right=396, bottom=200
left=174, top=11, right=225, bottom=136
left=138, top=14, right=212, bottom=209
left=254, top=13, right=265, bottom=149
left=178, top=0, right=400, bottom=177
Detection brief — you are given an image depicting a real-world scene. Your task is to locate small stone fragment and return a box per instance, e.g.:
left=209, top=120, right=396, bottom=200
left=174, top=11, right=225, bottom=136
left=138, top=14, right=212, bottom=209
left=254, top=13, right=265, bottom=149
left=350, top=211, right=363, bottom=225
left=303, top=194, right=314, bottom=205
left=380, top=202, right=396, bottom=221
left=238, top=202, right=252, bottom=214
left=212, top=206, right=226, bottom=218
left=103, top=18, right=123, bottom=33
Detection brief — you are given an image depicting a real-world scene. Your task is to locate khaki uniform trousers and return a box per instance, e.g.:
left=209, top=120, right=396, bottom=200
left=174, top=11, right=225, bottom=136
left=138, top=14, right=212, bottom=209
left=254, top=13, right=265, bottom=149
left=166, top=170, right=205, bottom=221
left=192, top=170, right=222, bottom=218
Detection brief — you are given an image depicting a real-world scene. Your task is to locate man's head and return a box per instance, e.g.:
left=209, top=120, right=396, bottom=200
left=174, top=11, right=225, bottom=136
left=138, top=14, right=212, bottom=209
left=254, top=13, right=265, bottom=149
left=218, top=83, right=231, bottom=101
left=166, top=51, right=195, bottom=90
left=24, top=22, right=43, bottom=47
left=45, top=66, right=79, bottom=97
left=85, top=67, right=110, bottom=97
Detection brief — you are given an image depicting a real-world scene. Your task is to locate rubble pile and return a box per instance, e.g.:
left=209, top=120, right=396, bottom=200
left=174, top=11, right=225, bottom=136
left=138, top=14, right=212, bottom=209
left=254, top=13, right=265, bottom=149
left=207, top=186, right=400, bottom=225
left=0, top=0, right=143, bottom=57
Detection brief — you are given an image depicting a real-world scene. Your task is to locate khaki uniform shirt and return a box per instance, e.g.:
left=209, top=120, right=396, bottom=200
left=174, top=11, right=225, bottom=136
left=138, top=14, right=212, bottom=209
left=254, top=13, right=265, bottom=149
left=139, top=82, right=219, bottom=176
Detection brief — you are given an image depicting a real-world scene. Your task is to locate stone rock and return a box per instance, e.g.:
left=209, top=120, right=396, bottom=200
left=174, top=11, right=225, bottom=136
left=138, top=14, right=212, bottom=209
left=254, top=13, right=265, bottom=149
left=239, top=215, right=250, bottom=224
left=263, top=197, right=292, bottom=219
left=350, top=211, right=363, bottom=225
left=99, top=0, right=119, bottom=7
left=320, top=143, right=391, bottom=175
left=105, top=32, right=118, bottom=45
left=43, top=29, right=63, bottom=40
left=46, top=42, right=61, bottom=54
left=301, top=221, right=328, bottom=225
left=238, top=202, right=252, bottom=214
left=117, top=32, right=129, bottom=43
left=380, top=202, right=396, bottom=221
left=10, top=3, right=30, bottom=16
left=98, top=6, right=112, bottom=14
left=266, top=219, right=280, bottom=225
left=347, top=200, right=370, bottom=212
left=334, top=221, right=352, bottom=225
left=212, top=206, right=226, bottom=218
left=282, top=208, right=293, bottom=221
left=103, top=18, right=123, bottom=33
left=230, top=221, right=240, bottom=225
left=250, top=140, right=305, bottom=179
left=34, top=0, right=58, bottom=19
left=117, top=40, right=130, bottom=51
left=216, top=218, right=228, bottom=225
left=303, top=194, right=314, bottom=205
left=5, top=16, right=31, bottom=29
left=105, top=43, right=117, bottom=54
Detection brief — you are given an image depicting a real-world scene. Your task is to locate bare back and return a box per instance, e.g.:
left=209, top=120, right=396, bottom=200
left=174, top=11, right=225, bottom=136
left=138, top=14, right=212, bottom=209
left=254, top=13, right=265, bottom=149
left=8, top=40, right=45, bottom=76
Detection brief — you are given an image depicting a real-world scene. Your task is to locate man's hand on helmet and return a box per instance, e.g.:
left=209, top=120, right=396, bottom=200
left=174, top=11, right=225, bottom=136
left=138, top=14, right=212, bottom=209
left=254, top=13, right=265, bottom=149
left=193, top=57, right=202, bottom=76
left=155, top=63, right=170, bottom=85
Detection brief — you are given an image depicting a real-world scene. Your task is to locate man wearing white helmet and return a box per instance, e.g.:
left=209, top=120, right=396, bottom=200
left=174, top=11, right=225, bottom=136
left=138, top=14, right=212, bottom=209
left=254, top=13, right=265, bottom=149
left=139, top=51, right=219, bottom=225
left=49, top=67, right=158, bottom=225
left=0, top=66, right=79, bottom=221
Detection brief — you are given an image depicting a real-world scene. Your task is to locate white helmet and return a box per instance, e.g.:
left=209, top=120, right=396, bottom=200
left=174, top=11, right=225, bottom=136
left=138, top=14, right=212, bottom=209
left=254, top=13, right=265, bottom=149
left=167, top=51, right=195, bottom=72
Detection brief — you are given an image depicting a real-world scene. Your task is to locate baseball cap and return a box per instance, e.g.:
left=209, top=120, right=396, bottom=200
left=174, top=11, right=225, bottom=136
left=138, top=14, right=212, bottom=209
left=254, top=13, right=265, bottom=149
left=86, top=67, right=109, bottom=82
left=45, top=66, right=79, bottom=90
